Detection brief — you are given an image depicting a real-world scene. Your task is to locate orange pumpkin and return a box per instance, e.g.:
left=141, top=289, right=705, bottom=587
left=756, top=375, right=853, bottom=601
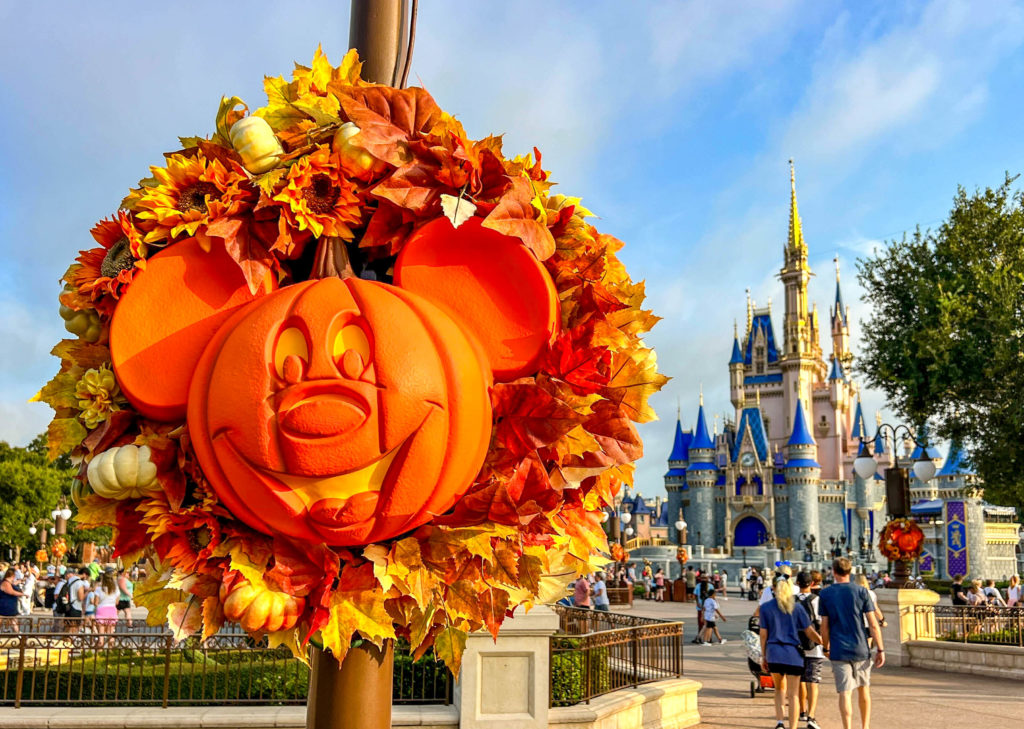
left=219, top=572, right=305, bottom=633
left=188, top=276, right=495, bottom=546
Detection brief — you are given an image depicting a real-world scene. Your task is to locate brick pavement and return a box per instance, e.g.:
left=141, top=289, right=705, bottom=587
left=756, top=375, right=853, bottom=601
left=620, top=590, right=1024, bottom=729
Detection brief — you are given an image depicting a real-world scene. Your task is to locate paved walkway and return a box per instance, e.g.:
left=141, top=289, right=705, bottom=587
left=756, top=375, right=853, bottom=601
left=621, top=592, right=1024, bottom=728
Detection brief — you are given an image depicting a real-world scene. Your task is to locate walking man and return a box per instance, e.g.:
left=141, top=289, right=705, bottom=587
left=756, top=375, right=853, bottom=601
left=819, top=558, right=884, bottom=729
left=592, top=572, right=610, bottom=612
left=796, top=571, right=824, bottom=729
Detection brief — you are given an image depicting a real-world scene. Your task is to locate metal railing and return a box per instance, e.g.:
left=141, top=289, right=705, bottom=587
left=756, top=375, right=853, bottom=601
left=549, top=605, right=683, bottom=707
left=913, top=605, right=1024, bottom=647
left=0, top=618, right=451, bottom=707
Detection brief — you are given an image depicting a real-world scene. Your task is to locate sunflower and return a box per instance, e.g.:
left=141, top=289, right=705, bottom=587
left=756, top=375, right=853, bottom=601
left=132, top=152, right=254, bottom=244
left=271, top=145, right=362, bottom=247
left=65, top=211, right=147, bottom=312
left=143, top=499, right=224, bottom=574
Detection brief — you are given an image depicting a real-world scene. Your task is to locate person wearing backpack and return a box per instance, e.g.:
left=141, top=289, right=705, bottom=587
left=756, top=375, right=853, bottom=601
left=63, top=567, right=91, bottom=632
left=796, top=571, right=824, bottom=729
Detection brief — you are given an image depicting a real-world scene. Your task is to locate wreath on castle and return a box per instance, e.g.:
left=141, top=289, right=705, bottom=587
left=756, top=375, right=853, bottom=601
left=35, top=49, right=665, bottom=672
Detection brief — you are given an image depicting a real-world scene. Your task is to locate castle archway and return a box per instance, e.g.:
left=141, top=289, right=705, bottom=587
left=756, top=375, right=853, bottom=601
left=733, top=515, right=768, bottom=547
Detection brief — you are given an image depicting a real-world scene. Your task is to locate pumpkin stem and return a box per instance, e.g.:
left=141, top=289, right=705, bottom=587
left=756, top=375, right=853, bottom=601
left=312, top=236, right=356, bottom=280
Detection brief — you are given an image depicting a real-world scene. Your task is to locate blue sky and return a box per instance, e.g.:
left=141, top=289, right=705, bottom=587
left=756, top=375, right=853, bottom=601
left=2, top=1, right=1023, bottom=500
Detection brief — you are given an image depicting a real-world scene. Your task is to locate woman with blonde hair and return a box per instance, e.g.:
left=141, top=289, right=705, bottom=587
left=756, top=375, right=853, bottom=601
left=760, top=577, right=822, bottom=729
left=1007, top=575, right=1021, bottom=607
left=91, top=569, right=119, bottom=642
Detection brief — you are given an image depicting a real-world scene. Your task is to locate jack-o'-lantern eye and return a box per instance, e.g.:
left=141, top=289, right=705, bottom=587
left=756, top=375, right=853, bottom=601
left=333, top=324, right=372, bottom=375
left=274, top=326, right=310, bottom=379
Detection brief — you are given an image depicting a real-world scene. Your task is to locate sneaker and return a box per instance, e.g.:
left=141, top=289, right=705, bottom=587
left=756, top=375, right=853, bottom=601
left=799, top=713, right=808, bottom=722
left=806, top=719, right=821, bottom=729
left=775, top=722, right=785, bottom=729
left=720, top=638, right=728, bottom=644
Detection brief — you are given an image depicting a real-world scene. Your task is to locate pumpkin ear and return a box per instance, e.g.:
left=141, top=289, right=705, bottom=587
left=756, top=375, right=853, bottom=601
left=394, top=217, right=559, bottom=382
left=110, top=237, right=276, bottom=421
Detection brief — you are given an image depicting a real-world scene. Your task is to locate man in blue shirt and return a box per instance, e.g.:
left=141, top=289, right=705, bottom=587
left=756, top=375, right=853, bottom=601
left=818, top=557, right=885, bottom=729
left=592, top=572, right=610, bottom=612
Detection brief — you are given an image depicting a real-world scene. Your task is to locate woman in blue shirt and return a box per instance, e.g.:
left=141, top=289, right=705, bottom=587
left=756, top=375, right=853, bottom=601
left=759, top=578, right=822, bottom=729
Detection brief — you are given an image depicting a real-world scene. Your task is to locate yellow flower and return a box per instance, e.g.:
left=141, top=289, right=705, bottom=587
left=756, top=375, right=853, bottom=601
left=271, top=145, right=362, bottom=241
left=75, top=365, right=122, bottom=429
left=132, top=151, right=254, bottom=244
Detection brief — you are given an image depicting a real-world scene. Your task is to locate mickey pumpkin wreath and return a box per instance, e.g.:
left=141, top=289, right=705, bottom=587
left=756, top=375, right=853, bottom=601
left=878, top=518, right=925, bottom=563
left=35, top=48, right=666, bottom=672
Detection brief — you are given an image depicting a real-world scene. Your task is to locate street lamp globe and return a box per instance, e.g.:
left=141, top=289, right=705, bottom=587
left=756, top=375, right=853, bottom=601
left=853, top=453, right=878, bottom=480
left=28, top=526, right=36, bottom=535
left=50, top=509, right=60, bottom=521
left=60, top=507, right=72, bottom=521
left=600, top=511, right=609, bottom=523
left=620, top=511, right=632, bottom=525
left=913, top=457, right=936, bottom=483
left=675, top=519, right=687, bottom=531
left=49, top=527, right=56, bottom=535
left=624, top=526, right=634, bottom=537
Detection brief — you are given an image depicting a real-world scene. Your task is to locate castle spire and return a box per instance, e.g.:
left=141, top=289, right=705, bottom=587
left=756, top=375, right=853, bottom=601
left=746, top=288, right=753, bottom=334
left=787, top=158, right=805, bottom=254
left=832, top=255, right=848, bottom=326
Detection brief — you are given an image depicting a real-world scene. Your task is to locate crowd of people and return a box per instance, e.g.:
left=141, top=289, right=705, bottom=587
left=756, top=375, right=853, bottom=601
left=0, top=558, right=140, bottom=632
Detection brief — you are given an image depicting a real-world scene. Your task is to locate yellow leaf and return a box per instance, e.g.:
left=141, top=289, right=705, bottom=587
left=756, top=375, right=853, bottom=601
left=201, top=596, right=224, bottom=641
left=319, top=564, right=395, bottom=662
left=214, top=96, right=248, bottom=145
left=168, top=597, right=204, bottom=642
left=43, top=418, right=87, bottom=460
left=33, top=370, right=81, bottom=411
left=602, top=348, right=669, bottom=423
left=433, top=623, right=467, bottom=676
left=267, top=627, right=309, bottom=666
left=133, top=564, right=182, bottom=627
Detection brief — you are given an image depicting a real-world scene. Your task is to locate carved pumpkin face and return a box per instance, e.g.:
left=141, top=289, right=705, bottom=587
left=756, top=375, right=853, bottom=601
left=188, top=277, right=494, bottom=545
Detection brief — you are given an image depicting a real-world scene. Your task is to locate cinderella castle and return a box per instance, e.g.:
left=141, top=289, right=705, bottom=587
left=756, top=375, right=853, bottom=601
left=649, top=164, right=1021, bottom=580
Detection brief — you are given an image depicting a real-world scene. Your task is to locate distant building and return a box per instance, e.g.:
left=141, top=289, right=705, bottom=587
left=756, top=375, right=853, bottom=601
left=658, top=163, right=1021, bottom=580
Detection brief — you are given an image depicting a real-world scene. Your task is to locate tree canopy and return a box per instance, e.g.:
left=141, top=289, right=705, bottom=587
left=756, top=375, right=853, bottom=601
left=856, top=175, right=1024, bottom=512
left=0, top=435, right=110, bottom=561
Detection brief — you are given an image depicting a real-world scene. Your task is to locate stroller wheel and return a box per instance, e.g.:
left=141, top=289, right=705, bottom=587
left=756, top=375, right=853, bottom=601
left=750, top=680, right=756, bottom=698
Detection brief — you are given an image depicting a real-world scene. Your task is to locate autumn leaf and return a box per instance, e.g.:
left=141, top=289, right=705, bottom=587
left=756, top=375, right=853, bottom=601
left=433, top=623, right=467, bottom=675
left=214, top=96, right=248, bottom=146
left=485, top=540, right=520, bottom=586
left=479, top=588, right=509, bottom=639
left=600, top=348, right=670, bottom=424
left=372, top=159, right=444, bottom=215
left=201, top=595, right=225, bottom=641
left=51, top=339, right=111, bottom=371
left=168, top=597, right=204, bottom=642
left=482, top=175, right=556, bottom=260
left=319, top=563, right=395, bottom=662
left=583, top=400, right=644, bottom=465
left=334, top=86, right=442, bottom=166
left=43, top=418, right=87, bottom=459
left=440, top=193, right=477, bottom=228
left=491, top=383, right=582, bottom=454
left=545, top=325, right=612, bottom=395
left=268, top=627, right=309, bottom=665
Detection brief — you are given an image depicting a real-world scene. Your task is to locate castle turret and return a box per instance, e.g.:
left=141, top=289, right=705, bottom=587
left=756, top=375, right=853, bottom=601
left=831, top=257, right=851, bottom=369
left=686, top=396, right=718, bottom=548
left=729, top=321, right=745, bottom=417
left=785, top=399, right=821, bottom=550
left=664, top=415, right=691, bottom=543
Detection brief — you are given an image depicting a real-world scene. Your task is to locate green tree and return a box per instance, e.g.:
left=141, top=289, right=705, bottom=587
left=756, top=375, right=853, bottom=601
left=0, top=437, right=111, bottom=562
left=856, top=175, right=1024, bottom=512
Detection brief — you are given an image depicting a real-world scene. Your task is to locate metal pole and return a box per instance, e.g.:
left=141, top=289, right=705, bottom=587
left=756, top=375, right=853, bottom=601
left=308, top=642, right=395, bottom=729
left=349, top=0, right=410, bottom=87
left=305, top=5, right=410, bottom=727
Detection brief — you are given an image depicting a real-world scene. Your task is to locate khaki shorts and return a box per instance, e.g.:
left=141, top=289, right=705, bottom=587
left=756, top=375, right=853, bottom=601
left=832, top=658, right=872, bottom=692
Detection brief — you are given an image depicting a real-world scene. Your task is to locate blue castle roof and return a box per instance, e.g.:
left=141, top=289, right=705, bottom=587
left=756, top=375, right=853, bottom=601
left=668, top=420, right=691, bottom=462
left=729, top=336, right=744, bottom=365
left=787, top=400, right=816, bottom=446
left=873, top=427, right=886, bottom=455
left=743, top=313, right=780, bottom=366
left=834, top=277, right=848, bottom=326
left=655, top=501, right=670, bottom=526
left=828, top=358, right=845, bottom=381
left=938, top=442, right=973, bottom=476
left=690, top=403, right=715, bottom=450
left=731, top=407, right=769, bottom=463
left=630, top=493, right=654, bottom=515
left=851, top=400, right=867, bottom=440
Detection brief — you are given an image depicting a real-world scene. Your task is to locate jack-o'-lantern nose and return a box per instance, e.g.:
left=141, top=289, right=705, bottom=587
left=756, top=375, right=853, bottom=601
left=277, top=384, right=368, bottom=438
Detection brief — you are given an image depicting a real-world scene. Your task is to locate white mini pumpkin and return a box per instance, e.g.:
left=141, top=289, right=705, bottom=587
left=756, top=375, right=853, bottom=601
left=229, top=116, right=284, bottom=174
left=87, top=444, right=160, bottom=500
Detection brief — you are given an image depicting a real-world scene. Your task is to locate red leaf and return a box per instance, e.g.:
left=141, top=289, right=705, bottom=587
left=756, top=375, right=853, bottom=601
left=545, top=324, right=612, bottom=395
left=371, top=160, right=444, bottom=215
left=81, top=410, right=136, bottom=454
left=491, top=383, right=582, bottom=455
left=335, top=86, right=442, bottom=166
left=482, top=176, right=555, bottom=260
left=583, top=400, right=644, bottom=465
left=439, top=480, right=520, bottom=527
left=201, top=217, right=277, bottom=294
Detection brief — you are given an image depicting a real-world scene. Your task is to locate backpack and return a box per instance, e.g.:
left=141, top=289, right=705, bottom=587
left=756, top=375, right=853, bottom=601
left=798, top=594, right=820, bottom=653
left=54, top=578, right=79, bottom=615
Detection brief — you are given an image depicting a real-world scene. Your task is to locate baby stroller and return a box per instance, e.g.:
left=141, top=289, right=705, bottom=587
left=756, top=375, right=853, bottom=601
left=741, top=615, right=775, bottom=698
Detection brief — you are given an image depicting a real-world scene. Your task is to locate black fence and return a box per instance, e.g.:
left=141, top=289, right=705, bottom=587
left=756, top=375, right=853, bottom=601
left=915, top=605, right=1024, bottom=646
left=0, top=617, right=451, bottom=707
left=550, top=605, right=683, bottom=706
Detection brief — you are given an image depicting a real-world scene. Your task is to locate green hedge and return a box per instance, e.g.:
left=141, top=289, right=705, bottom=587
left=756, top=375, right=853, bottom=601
left=7, top=647, right=449, bottom=706
left=550, top=641, right=610, bottom=706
